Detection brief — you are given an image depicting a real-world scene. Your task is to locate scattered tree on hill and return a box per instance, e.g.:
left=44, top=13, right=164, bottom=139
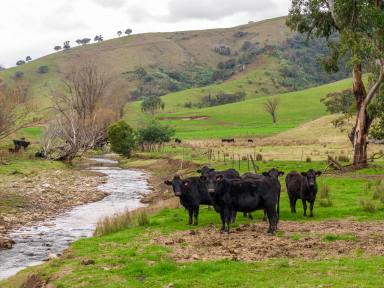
left=321, top=89, right=354, bottom=114
left=125, top=29, right=132, bottom=36
left=37, top=65, right=49, bottom=74
left=0, top=80, right=33, bottom=140
left=141, top=96, right=165, bottom=116
left=94, top=35, right=103, bottom=42
left=25, top=56, right=32, bottom=62
left=137, top=120, right=175, bottom=152
left=45, top=63, right=116, bottom=161
left=16, top=60, right=25, bottom=66
left=54, top=45, right=62, bottom=51
left=108, top=121, right=136, bottom=157
left=287, top=0, right=384, bottom=167
left=14, top=71, right=24, bottom=79
left=117, top=31, right=122, bottom=37
left=76, top=39, right=82, bottom=45
left=63, top=41, right=70, bottom=50
left=263, top=97, right=280, bottom=124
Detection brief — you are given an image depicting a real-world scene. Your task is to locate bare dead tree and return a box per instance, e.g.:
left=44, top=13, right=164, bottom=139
left=45, top=63, right=117, bottom=161
left=0, top=80, right=34, bottom=141
left=263, top=97, right=280, bottom=124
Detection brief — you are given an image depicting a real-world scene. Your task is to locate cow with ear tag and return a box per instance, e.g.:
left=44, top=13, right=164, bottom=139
left=164, top=175, right=212, bottom=225
left=285, top=169, right=322, bottom=217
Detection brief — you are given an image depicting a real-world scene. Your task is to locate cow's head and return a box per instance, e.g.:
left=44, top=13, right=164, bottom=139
left=197, top=166, right=215, bottom=176
left=262, top=168, right=284, bottom=179
left=301, top=169, right=322, bottom=188
left=164, top=175, right=188, bottom=196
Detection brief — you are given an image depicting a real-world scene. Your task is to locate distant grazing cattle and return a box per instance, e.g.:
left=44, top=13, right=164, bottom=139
left=285, top=169, right=322, bottom=217
left=35, top=150, right=47, bottom=158
left=13, top=139, right=30, bottom=151
left=247, top=139, right=254, bottom=143
left=221, top=138, right=235, bottom=143
left=209, top=174, right=281, bottom=233
left=175, top=138, right=182, bottom=144
left=164, top=175, right=211, bottom=225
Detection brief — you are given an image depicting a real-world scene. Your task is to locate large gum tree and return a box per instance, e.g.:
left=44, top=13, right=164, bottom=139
left=287, top=0, right=384, bottom=167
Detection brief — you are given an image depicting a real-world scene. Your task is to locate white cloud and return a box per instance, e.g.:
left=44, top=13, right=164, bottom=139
left=92, top=0, right=126, bottom=8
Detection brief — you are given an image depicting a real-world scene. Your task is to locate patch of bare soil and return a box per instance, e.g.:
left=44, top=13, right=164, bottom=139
left=155, top=220, right=384, bottom=262
left=158, top=116, right=209, bottom=121
left=0, top=170, right=107, bottom=247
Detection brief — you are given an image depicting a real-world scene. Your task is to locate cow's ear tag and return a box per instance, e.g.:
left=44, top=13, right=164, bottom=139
left=184, top=182, right=189, bottom=186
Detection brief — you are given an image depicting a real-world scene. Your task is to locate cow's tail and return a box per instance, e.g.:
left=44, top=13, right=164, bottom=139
left=277, top=189, right=280, bottom=223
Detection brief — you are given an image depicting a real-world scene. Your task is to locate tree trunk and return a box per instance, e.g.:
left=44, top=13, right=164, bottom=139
left=350, top=65, right=371, bottom=167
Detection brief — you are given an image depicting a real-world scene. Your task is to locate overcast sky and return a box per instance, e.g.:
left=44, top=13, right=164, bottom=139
left=0, top=0, right=291, bottom=68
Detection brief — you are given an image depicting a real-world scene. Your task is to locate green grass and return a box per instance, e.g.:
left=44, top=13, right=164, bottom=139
left=125, top=78, right=353, bottom=139
left=0, top=158, right=66, bottom=175
left=323, top=233, right=357, bottom=242
left=2, top=206, right=384, bottom=288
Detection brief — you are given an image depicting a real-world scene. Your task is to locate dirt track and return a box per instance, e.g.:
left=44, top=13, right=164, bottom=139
left=155, top=220, right=384, bottom=262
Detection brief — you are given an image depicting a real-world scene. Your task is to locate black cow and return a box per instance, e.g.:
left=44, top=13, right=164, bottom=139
left=242, top=168, right=284, bottom=221
left=13, top=139, right=30, bottom=151
left=285, top=169, right=322, bottom=217
left=221, top=138, right=235, bottom=143
left=35, top=150, right=47, bottom=158
left=175, top=138, right=182, bottom=144
left=164, top=175, right=211, bottom=225
left=197, top=166, right=242, bottom=220
left=247, top=139, right=254, bottom=143
left=210, top=175, right=280, bottom=234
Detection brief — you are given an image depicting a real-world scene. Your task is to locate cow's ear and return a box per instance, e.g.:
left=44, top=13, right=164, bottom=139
left=315, top=171, right=322, bottom=176
left=278, top=171, right=285, bottom=176
left=196, top=169, right=202, bottom=173
left=301, top=172, right=307, bottom=177
left=164, top=180, right=172, bottom=185
left=262, top=172, right=269, bottom=176
left=215, top=175, right=224, bottom=181
left=200, top=176, right=207, bottom=181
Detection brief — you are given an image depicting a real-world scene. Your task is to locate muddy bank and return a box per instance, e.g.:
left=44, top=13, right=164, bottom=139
left=155, top=220, right=384, bottom=262
left=0, top=169, right=107, bottom=248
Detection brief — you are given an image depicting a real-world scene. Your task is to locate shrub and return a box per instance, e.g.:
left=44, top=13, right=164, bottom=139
left=359, top=199, right=378, bottom=213
left=37, top=65, right=49, bottom=74
left=137, top=120, right=175, bottom=150
left=14, top=71, right=24, bottom=78
left=107, top=121, right=136, bottom=157
left=137, top=210, right=149, bottom=226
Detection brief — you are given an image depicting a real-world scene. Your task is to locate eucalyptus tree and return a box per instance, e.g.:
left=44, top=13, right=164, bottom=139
left=287, top=0, right=384, bottom=166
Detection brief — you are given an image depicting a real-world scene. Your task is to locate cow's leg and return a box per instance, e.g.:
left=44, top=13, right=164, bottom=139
left=265, top=206, right=277, bottom=234
left=188, top=208, right=193, bottom=225
left=302, top=200, right=307, bottom=217
left=289, top=196, right=295, bottom=213
left=309, top=201, right=314, bottom=217
left=220, top=212, right=226, bottom=232
left=193, top=206, right=199, bottom=225
left=224, top=211, right=231, bottom=233
left=230, top=211, right=237, bottom=223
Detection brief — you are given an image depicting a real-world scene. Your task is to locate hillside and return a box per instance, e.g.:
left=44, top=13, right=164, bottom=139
left=125, top=78, right=353, bottom=139
left=0, top=16, right=349, bottom=109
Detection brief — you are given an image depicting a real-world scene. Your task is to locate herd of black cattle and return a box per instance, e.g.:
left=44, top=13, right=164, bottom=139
left=165, top=166, right=322, bottom=234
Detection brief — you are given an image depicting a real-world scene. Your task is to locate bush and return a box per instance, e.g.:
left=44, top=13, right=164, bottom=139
left=137, top=120, right=175, bottom=151
left=107, top=121, right=136, bottom=157
left=359, top=199, right=378, bottom=213
left=37, top=65, right=49, bottom=74
left=14, top=71, right=24, bottom=78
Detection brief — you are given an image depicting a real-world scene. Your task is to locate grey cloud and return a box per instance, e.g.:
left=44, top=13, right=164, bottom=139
left=92, top=0, right=125, bottom=8
left=165, top=0, right=279, bottom=22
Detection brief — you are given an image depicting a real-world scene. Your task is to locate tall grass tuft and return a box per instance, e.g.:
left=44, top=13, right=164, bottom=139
left=372, top=180, right=384, bottom=203
left=138, top=210, right=150, bottom=226
left=319, top=182, right=333, bottom=207
left=359, top=199, right=378, bottom=213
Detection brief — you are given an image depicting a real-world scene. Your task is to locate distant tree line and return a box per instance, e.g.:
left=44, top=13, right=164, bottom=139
left=184, top=91, right=246, bottom=108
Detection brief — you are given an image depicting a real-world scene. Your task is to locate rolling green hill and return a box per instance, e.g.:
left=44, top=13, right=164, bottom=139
left=125, top=78, right=353, bottom=139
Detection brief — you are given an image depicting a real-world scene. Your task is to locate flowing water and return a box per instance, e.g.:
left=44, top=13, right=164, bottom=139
left=0, top=157, right=151, bottom=280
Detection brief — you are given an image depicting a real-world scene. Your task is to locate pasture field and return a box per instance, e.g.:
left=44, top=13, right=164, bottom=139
left=2, top=151, right=384, bottom=287
left=125, top=78, right=353, bottom=139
